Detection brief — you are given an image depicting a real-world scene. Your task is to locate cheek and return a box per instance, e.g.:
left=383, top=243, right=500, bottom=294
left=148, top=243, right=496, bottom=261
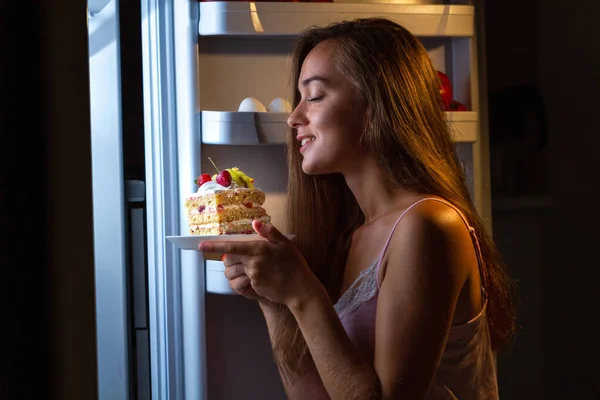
left=332, top=113, right=365, bottom=152
left=317, top=107, right=363, bottom=142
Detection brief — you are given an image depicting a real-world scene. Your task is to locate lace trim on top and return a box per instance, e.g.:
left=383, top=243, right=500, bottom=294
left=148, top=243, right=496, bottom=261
left=333, top=197, right=487, bottom=324
left=334, top=258, right=380, bottom=320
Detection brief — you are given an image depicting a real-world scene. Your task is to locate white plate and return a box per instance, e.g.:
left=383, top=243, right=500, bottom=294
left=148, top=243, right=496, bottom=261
left=166, top=234, right=295, bottom=251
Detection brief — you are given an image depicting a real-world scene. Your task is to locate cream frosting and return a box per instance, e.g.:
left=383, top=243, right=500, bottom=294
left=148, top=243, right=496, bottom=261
left=190, top=180, right=246, bottom=195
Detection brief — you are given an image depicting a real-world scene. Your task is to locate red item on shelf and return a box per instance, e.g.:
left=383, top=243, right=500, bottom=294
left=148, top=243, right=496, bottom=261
left=437, top=71, right=453, bottom=110
left=448, top=100, right=467, bottom=111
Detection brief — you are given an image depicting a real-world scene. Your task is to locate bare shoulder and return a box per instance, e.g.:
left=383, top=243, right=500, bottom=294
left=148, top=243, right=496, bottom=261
left=398, top=199, right=471, bottom=243
left=380, top=198, right=474, bottom=285
left=373, top=199, right=478, bottom=397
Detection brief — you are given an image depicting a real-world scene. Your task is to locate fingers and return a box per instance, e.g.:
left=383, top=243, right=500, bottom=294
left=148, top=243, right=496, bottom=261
left=242, top=259, right=264, bottom=282
left=226, top=263, right=256, bottom=298
left=224, top=262, right=246, bottom=280
left=226, top=256, right=261, bottom=284
left=229, top=274, right=252, bottom=296
left=253, top=220, right=290, bottom=245
left=227, top=269, right=262, bottom=300
left=223, top=254, right=243, bottom=268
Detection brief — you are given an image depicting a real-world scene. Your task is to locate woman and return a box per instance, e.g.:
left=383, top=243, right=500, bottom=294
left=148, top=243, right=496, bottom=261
left=200, top=18, right=514, bottom=399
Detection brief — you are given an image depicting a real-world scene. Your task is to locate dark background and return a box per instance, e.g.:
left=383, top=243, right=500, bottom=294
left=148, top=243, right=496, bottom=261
left=484, top=1, right=600, bottom=399
left=2, top=1, right=599, bottom=399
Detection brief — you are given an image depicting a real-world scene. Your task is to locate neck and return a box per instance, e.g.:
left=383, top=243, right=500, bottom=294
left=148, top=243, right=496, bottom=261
left=342, top=156, right=415, bottom=223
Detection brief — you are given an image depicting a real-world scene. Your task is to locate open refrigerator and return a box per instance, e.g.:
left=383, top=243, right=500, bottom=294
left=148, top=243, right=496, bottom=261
left=87, top=0, right=490, bottom=398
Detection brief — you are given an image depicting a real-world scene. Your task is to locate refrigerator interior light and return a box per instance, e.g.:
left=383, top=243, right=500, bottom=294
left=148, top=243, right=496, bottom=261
left=249, top=2, right=265, bottom=33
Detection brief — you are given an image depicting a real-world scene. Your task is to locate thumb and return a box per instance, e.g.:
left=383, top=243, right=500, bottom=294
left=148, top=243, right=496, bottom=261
left=253, top=220, right=289, bottom=245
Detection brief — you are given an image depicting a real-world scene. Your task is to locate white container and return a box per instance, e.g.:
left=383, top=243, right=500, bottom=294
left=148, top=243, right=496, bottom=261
left=205, top=260, right=236, bottom=295
left=202, top=110, right=289, bottom=145
left=446, top=111, right=478, bottom=142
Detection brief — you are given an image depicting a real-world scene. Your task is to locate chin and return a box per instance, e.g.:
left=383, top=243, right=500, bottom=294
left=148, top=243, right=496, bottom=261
left=301, top=159, right=336, bottom=176
left=301, top=163, right=320, bottom=175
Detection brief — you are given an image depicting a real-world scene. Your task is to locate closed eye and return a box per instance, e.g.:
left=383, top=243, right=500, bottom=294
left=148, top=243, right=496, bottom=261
left=307, top=96, right=322, bottom=102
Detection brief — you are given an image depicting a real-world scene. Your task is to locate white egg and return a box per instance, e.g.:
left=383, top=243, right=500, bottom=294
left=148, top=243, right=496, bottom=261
left=267, top=97, right=292, bottom=113
left=238, top=97, right=267, bottom=112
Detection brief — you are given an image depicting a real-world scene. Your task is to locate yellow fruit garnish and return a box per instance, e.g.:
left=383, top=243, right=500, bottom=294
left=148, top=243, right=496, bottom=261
left=227, top=167, right=255, bottom=188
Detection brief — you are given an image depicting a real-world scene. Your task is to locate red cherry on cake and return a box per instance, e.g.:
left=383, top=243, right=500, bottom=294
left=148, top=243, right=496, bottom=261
left=196, top=173, right=212, bottom=186
left=216, top=170, right=232, bottom=187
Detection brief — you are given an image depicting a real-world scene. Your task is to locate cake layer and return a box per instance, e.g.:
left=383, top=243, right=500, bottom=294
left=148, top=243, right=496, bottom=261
left=187, top=204, right=268, bottom=225
left=185, top=188, right=266, bottom=208
left=190, top=216, right=271, bottom=235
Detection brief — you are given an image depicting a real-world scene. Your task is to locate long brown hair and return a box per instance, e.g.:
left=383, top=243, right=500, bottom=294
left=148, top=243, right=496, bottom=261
left=274, top=18, right=514, bottom=380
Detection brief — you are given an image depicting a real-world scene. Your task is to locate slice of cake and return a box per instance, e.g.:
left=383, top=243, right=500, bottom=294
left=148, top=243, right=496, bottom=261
left=185, top=167, right=271, bottom=235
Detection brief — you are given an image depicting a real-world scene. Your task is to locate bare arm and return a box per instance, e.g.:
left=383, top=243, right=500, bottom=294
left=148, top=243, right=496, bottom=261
left=288, top=203, right=472, bottom=399
left=221, top=255, right=325, bottom=398
left=288, top=284, right=381, bottom=399
left=258, top=300, right=328, bottom=399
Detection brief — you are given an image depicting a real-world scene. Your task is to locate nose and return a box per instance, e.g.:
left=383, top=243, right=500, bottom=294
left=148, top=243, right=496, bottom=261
left=287, top=101, right=306, bottom=129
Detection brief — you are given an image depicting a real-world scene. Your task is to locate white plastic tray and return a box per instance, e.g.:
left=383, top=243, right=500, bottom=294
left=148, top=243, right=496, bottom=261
left=202, top=111, right=289, bottom=145
left=205, top=260, right=235, bottom=295
left=446, top=111, right=478, bottom=142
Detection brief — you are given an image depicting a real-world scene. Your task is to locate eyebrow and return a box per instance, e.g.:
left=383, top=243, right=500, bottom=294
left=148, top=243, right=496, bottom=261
left=300, top=76, right=328, bottom=87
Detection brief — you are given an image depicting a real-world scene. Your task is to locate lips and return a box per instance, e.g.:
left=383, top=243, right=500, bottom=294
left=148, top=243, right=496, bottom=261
left=298, top=135, right=316, bottom=153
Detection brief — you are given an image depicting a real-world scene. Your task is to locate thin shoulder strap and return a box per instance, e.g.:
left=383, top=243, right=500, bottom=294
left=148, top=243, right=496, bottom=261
left=375, top=197, right=488, bottom=296
left=374, top=198, right=438, bottom=285
left=426, top=198, right=488, bottom=298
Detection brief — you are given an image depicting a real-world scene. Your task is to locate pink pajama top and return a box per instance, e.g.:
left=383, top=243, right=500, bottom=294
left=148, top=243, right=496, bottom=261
left=311, top=198, right=499, bottom=399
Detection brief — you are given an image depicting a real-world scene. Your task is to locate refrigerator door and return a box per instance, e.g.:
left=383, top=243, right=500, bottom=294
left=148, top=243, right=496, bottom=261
left=140, top=0, right=200, bottom=398
left=88, top=0, right=130, bottom=398
left=171, top=1, right=208, bottom=398
left=89, top=0, right=194, bottom=397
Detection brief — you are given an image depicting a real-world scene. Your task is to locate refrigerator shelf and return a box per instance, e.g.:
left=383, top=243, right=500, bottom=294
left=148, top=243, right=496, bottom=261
left=201, top=110, right=478, bottom=144
left=198, top=2, right=474, bottom=37
left=202, top=110, right=289, bottom=145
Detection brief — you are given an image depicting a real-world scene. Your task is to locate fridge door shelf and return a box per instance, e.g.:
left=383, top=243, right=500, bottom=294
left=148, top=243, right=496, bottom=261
left=198, top=2, right=474, bottom=37
left=202, top=110, right=478, bottom=145
left=206, top=260, right=236, bottom=295
left=202, top=110, right=289, bottom=145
